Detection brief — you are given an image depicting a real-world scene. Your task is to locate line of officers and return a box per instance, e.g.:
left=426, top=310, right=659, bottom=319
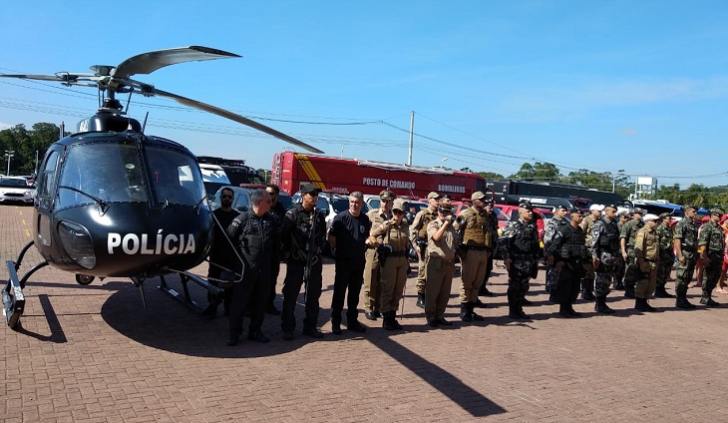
left=543, top=203, right=725, bottom=317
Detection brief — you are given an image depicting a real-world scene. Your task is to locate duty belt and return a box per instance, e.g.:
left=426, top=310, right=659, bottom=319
left=388, top=251, right=406, bottom=257
left=429, top=255, right=454, bottom=264
left=466, top=245, right=489, bottom=251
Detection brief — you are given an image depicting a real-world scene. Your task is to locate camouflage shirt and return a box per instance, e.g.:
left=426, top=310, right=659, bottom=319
left=656, top=222, right=674, bottom=252
left=698, top=220, right=724, bottom=256
left=620, top=219, right=644, bottom=253
left=544, top=216, right=568, bottom=253
left=674, top=218, right=698, bottom=253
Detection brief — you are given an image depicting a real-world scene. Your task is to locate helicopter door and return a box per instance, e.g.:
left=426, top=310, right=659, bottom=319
left=35, top=148, right=62, bottom=246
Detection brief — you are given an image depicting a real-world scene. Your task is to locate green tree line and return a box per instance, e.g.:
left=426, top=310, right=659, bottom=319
left=0, top=123, right=64, bottom=175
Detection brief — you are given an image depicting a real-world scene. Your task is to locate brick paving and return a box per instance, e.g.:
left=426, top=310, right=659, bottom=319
left=1, top=203, right=727, bottom=422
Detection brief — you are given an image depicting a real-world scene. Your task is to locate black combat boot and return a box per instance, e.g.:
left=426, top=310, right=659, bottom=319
left=624, top=285, right=635, bottom=299
left=613, top=280, right=625, bottom=290
left=469, top=302, right=485, bottom=321
left=416, top=293, right=425, bottom=308
left=675, top=293, right=696, bottom=309
left=581, top=289, right=595, bottom=301
left=566, top=304, right=582, bottom=317
left=549, top=290, right=558, bottom=303
left=480, top=285, right=496, bottom=297
left=475, top=298, right=488, bottom=308
left=507, top=291, right=522, bottom=319
left=634, top=298, right=648, bottom=312
left=701, top=296, right=721, bottom=307
left=595, top=296, right=615, bottom=314
left=654, top=286, right=674, bottom=298
left=460, top=303, right=473, bottom=322
left=382, top=311, right=397, bottom=331
left=390, top=311, right=403, bottom=330
left=559, top=304, right=573, bottom=318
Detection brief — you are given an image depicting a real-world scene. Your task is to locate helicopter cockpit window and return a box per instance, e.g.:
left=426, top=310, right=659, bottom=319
left=145, top=147, right=204, bottom=206
left=57, top=143, right=148, bottom=208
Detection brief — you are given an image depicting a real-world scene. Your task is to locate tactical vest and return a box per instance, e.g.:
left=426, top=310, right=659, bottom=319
left=511, top=221, right=539, bottom=255
left=598, top=218, right=620, bottom=252
left=418, top=210, right=436, bottom=240
left=462, top=208, right=491, bottom=247
left=638, top=227, right=659, bottom=262
left=287, top=205, right=325, bottom=256
left=559, top=226, right=589, bottom=261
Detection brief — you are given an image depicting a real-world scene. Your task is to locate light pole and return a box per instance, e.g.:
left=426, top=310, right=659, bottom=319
left=440, top=157, right=448, bottom=169
left=4, top=150, right=14, bottom=176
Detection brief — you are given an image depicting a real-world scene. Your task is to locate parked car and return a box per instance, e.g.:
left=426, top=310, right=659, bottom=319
left=0, top=176, right=35, bottom=204
left=292, top=191, right=370, bottom=232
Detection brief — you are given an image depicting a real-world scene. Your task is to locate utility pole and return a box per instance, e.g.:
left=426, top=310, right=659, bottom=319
left=4, top=150, right=15, bottom=176
left=407, top=111, right=414, bottom=166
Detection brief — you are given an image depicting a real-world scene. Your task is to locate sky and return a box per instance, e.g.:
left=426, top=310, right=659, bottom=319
left=1, top=1, right=727, bottom=188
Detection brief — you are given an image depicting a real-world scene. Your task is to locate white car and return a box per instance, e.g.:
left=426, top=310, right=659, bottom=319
left=0, top=176, right=35, bottom=204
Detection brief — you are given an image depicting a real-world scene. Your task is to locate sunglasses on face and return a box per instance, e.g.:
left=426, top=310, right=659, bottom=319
left=393, top=210, right=404, bottom=215
left=221, top=195, right=233, bottom=199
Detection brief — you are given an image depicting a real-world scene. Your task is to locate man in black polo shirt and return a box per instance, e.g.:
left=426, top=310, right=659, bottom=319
left=205, top=187, right=240, bottom=318
left=328, top=191, right=371, bottom=334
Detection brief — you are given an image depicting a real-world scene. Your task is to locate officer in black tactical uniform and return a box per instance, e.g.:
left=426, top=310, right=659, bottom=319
left=543, top=204, right=570, bottom=302
left=225, top=189, right=277, bottom=346
left=265, top=184, right=287, bottom=315
left=280, top=184, right=327, bottom=340
left=590, top=204, right=621, bottom=314
left=547, top=208, right=590, bottom=318
left=498, top=200, right=540, bottom=319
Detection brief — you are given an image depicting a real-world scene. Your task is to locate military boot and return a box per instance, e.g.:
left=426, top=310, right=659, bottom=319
left=654, top=286, right=674, bottom=298
left=559, top=304, right=573, bottom=318
left=581, top=289, right=595, bottom=301
left=382, top=311, right=399, bottom=331
left=613, top=280, right=625, bottom=290
left=390, top=311, right=403, bottom=330
left=701, top=296, right=721, bottom=307
left=507, top=292, right=522, bottom=319
left=460, top=303, right=473, bottom=322
left=595, top=296, right=615, bottom=314
left=549, top=290, right=558, bottom=303
left=624, top=285, right=635, bottom=299
left=675, top=293, right=696, bottom=309
left=634, top=298, right=649, bottom=312
left=566, top=304, right=582, bottom=317
left=416, top=293, right=425, bottom=308
left=469, top=302, right=485, bottom=321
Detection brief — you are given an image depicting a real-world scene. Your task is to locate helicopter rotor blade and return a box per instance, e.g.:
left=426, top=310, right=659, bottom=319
left=0, top=73, right=81, bottom=83
left=151, top=87, right=324, bottom=154
left=111, top=46, right=241, bottom=80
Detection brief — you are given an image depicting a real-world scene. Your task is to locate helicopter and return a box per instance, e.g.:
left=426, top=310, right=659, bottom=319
left=1, top=46, right=324, bottom=330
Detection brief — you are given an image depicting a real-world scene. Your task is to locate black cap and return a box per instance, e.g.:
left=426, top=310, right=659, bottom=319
left=569, top=207, right=584, bottom=215
left=300, top=184, right=321, bottom=195
left=603, top=204, right=618, bottom=211
left=659, top=212, right=671, bottom=219
left=519, top=200, right=533, bottom=210
left=554, top=205, right=568, bottom=212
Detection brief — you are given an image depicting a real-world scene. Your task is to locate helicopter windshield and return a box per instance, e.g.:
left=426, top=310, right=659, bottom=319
left=57, top=143, right=148, bottom=208
left=145, top=147, right=204, bottom=206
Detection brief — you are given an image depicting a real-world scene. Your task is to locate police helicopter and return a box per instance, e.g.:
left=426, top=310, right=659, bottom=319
left=0, top=46, right=324, bottom=330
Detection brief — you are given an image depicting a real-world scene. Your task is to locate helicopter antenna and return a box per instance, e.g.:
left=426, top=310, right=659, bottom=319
left=141, top=111, right=149, bottom=133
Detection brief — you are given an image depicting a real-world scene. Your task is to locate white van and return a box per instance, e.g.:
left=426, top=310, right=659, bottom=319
left=199, top=163, right=231, bottom=198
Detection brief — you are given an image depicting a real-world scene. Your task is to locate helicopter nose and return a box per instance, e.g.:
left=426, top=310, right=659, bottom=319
left=57, top=220, right=96, bottom=270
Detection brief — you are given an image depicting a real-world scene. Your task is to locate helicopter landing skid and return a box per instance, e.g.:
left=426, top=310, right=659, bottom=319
left=3, top=260, right=26, bottom=330
left=157, top=272, right=225, bottom=315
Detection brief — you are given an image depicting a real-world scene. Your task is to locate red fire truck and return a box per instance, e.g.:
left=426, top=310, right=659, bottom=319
left=271, top=152, right=486, bottom=198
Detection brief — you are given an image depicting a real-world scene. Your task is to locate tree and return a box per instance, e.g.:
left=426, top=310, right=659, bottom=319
left=0, top=123, right=61, bottom=175
left=508, top=161, right=561, bottom=181
left=477, top=171, right=505, bottom=181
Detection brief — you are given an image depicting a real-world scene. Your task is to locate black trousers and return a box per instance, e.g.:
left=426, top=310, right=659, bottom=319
left=228, top=269, right=271, bottom=337
left=330, top=259, right=365, bottom=325
left=556, top=262, right=582, bottom=306
left=483, top=254, right=494, bottom=284
left=207, top=266, right=232, bottom=313
left=281, top=259, right=323, bottom=332
left=267, top=259, right=281, bottom=309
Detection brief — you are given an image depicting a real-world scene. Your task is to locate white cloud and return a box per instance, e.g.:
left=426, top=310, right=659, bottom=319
left=0, top=122, right=12, bottom=130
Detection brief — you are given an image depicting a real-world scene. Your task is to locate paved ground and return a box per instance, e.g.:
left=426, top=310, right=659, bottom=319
left=2, top=203, right=728, bottom=422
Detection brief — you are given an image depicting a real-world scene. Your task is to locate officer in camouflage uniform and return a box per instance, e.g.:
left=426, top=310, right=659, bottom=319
left=634, top=214, right=661, bottom=312
left=579, top=204, right=602, bottom=301
left=498, top=200, right=540, bottom=319
left=698, top=208, right=724, bottom=307
left=621, top=208, right=645, bottom=299
left=369, top=199, right=409, bottom=330
left=454, top=191, right=493, bottom=322
left=654, top=212, right=675, bottom=298
left=544, top=205, right=569, bottom=302
left=613, top=210, right=631, bottom=290
left=363, top=189, right=396, bottom=320
left=410, top=192, right=440, bottom=308
left=547, top=208, right=590, bottom=318
left=673, top=205, right=698, bottom=309
left=589, top=204, right=620, bottom=314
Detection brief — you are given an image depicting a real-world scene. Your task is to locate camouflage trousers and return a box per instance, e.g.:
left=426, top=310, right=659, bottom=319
left=674, top=251, right=697, bottom=296
left=594, top=252, right=618, bottom=297
left=545, top=265, right=560, bottom=293
left=702, top=254, right=722, bottom=300
left=507, top=259, right=535, bottom=304
left=623, top=254, right=638, bottom=290
left=655, top=254, right=673, bottom=290
left=612, top=255, right=625, bottom=285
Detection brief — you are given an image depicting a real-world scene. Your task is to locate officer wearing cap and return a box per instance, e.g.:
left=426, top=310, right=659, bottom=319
left=410, top=191, right=441, bottom=308
left=698, top=208, right=725, bottom=307
left=369, top=198, right=410, bottom=330
left=547, top=208, right=590, bottom=318
left=424, top=202, right=462, bottom=327
left=498, top=200, right=540, bottom=319
left=673, top=205, right=699, bottom=309
left=280, top=184, right=328, bottom=340
left=544, top=204, right=570, bottom=302
left=579, top=204, right=603, bottom=301
left=363, top=189, right=396, bottom=321
left=621, top=208, right=645, bottom=298
left=480, top=198, right=499, bottom=297
left=654, top=212, right=675, bottom=298
left=589, top=204, right=620, bottom=314
left=613, top=210, right=631, bottom=289
left=633, top=214, right=661, bottom=312
left=453, top=191, right=493, bottom=322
